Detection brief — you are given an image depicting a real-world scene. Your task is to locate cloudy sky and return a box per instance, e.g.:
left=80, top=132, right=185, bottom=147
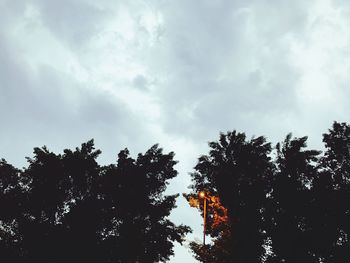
left=1, top=0, right=350, bottom=261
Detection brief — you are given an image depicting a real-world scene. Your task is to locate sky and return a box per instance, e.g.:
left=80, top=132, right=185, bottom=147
left=1, top=0, right=350, bottom=261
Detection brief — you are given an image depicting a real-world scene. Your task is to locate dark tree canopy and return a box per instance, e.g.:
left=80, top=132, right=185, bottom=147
left=312, top=122, right=350, bottom=262
left=0, top=140, right=190, bottom=263
left=187, top=122, right=350, bottom=263
left=267, top=135, right=320, bottom=263
left=188, top=131, right=274, bottom=263
left=2, top=122, right=350, bottom=263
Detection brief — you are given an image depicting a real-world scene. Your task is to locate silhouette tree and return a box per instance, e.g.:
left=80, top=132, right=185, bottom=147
left=188, top=126, right=350, bottom=263
left=0, top=159, right=26, bottom=262
left=188, top=131, right=274, bottom=263
left=311, top=122, right=350, bottom=262
left=266, top=135, right=320, bottom=263
left=0, top=140, right=190, bottom=262
left=98, top=145, right=191, bottom=262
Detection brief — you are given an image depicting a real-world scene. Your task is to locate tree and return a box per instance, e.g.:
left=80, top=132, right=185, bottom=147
left=311, top=122, right=350, bottom=262
left=266, top=135, right=320, bottom=263
left=187, top=124, right=350, bottom=263
left=188, top=131, right=274, bottom=263
left=99, top=145, right=191, bottom=262
left=0, top=140, right=190, bottom=262
left=0, top=159, right=26, bottom=262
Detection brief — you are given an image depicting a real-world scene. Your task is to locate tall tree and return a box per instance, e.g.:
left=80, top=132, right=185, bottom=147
left=99, top=145, right=191, bottom=262
left=0, top=141, right=190, bottom=262
left=188, top=131, right=274, bottom=263
left=0, top=159, right=25, bottom=262
left=188, top=124, right=350, bottom=263
left=266, top=135, right=320, bottom=263
left=312, top=122, right=350, bottom=262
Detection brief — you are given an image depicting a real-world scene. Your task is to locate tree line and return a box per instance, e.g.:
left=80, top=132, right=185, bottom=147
left=1, top=121, right=350, bottom=262
left=188, top=121, right=350, bottom=263
left=0, top=142, right=190, bottom=262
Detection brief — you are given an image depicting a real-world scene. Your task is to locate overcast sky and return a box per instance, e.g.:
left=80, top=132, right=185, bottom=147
left=1, top=0, right=350, bottom=261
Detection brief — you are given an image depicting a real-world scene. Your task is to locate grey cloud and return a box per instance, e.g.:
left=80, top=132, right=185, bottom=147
left=0, top=0, right=164, bottom=168
left=144, top=0, right=307, bottom=141
left=0, top=40, right=145, bottom=169
left=31, top=0, right=106, bottom=48
left=132, top=74, right=149, bottom=91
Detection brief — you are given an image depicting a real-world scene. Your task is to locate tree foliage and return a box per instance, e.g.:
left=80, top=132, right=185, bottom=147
left=188, top=131, right=274, bottom=262
left=267, top=135, right=320, bottom=262
left=312, top=122, right=350, bottom=262
left=188, top=122, right=350, bottom=263
left=0, top=140, right=190, bottom=263
left=2, top=122, right=350, bottom=262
